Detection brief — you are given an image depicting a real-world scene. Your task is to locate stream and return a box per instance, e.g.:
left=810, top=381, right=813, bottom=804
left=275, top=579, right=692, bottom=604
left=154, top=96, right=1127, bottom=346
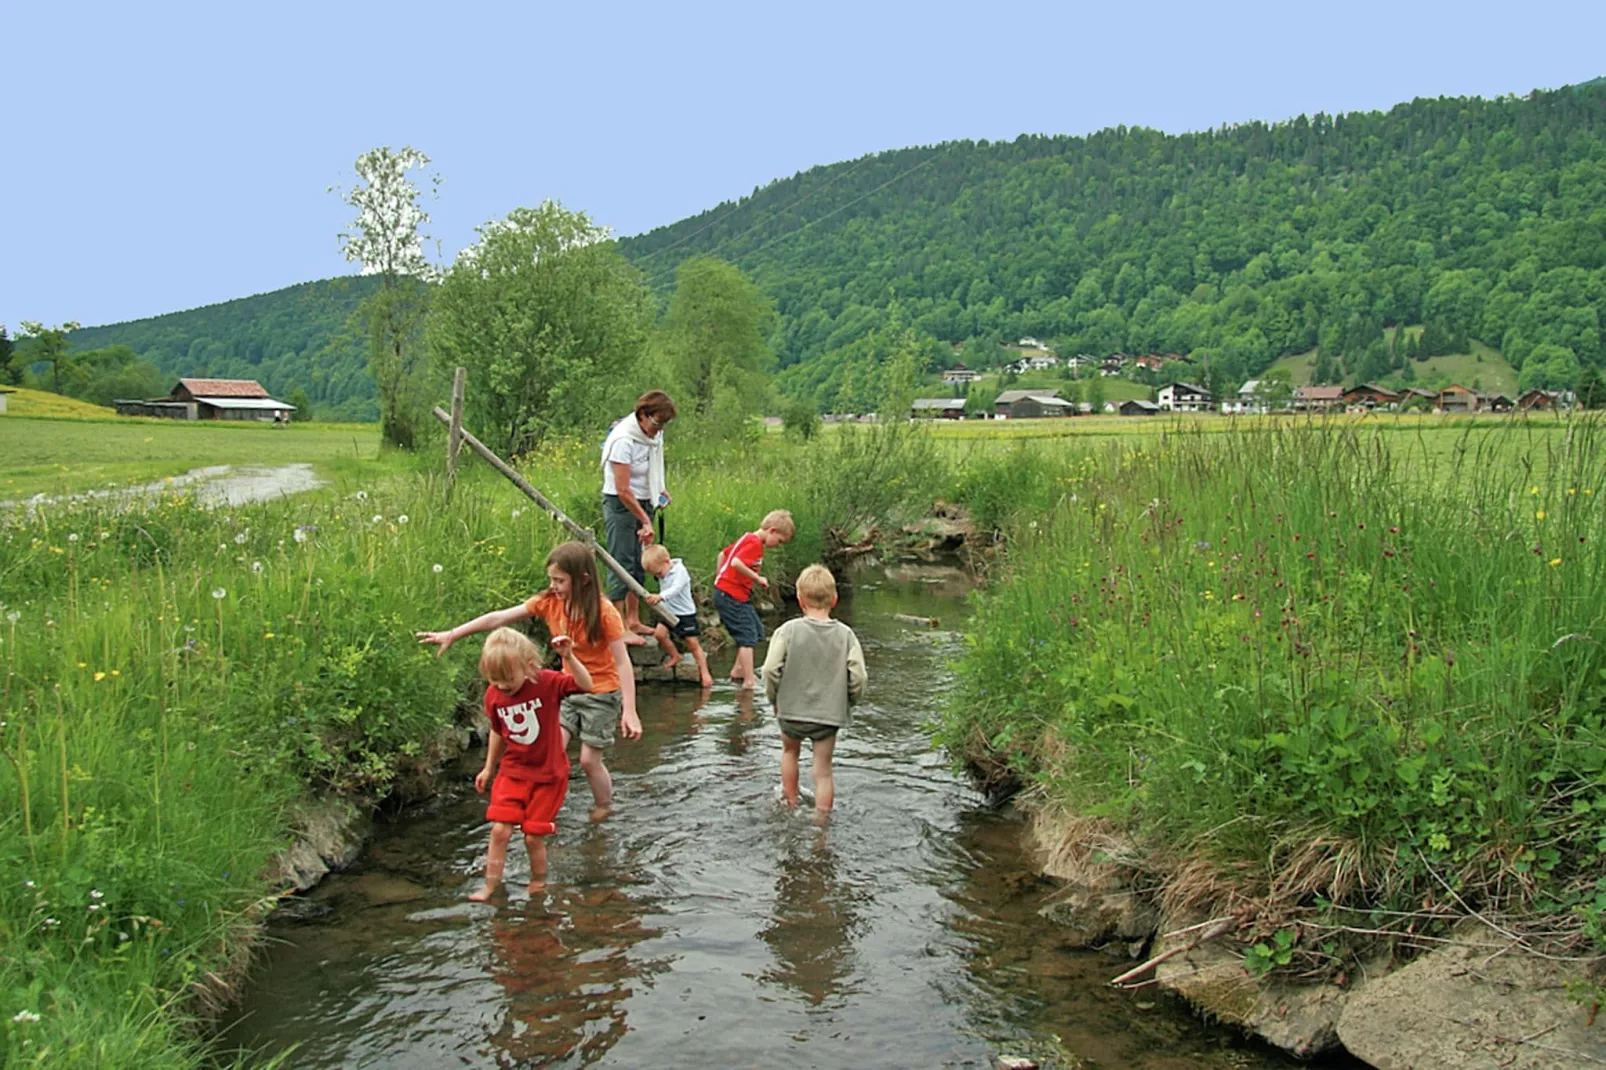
left=222, top=562, right=1310, bottom=1069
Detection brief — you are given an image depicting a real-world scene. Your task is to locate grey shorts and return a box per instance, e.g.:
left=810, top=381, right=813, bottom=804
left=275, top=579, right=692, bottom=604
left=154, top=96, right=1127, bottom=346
left=780, top=719, right=839, bottom=743
left=602, top=494, right=654, bottom=601
left=560, top=690, right=622, bottom=749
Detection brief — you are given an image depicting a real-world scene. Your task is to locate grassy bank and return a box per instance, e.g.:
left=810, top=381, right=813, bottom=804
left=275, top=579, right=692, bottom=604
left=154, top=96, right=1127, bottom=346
left=939, top=417, right=1606, bottom=978
left=0, top=419, right=946, bottom=1068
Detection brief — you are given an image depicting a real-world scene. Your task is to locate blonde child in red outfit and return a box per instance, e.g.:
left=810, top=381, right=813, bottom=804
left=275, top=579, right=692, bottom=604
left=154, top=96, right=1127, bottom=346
left=471, top=628, right=591, bottom=900
left=418, top=542, right=643, bottom=816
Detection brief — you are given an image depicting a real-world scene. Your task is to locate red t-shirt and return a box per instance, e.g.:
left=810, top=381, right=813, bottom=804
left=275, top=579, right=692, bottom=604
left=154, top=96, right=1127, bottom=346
left=715, top=532, right=764, bottom=601
left=485, top=670, right=582, bottom=782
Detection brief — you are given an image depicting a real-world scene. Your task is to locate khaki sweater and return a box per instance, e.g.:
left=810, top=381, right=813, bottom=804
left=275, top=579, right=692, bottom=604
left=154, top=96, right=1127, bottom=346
left=761, top=615, right=867, bottom=727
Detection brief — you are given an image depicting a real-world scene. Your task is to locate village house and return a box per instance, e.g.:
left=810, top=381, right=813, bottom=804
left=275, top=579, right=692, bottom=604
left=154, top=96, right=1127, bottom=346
left=1482, top=393, right=1514, bottom=413
left=1517, top=388, right=1566, bottom=412
left=1022, top=354, right=1061, bottom=371
left=1157, top=381, right=1212, bottom=413
left=1220, top=380, right=1265, bottom=415
left=1065, top=354, right=1096, bottom=373
left=1399, top=386, right=1438, bottom=410
left=114, top=378, right=296, bottom=422
left=1017, top=337, right=1048, bottom=351
left=1293, top=385, right=1345, bottom=412
left=1134, top=354, right=1166, bottom=372
left=1099, top=356, right=1126, bottom=377
left=994, top=389, right=1076, bottom=419
left=941, top=364, right=981, bottom=385
left=1115, top=398, right=1161, bottom=417
left=1342, top=383, right=1402, bottom=411
left=0, top=386, right=14, bottom=415
left=911, top=398, right=968, bottom=420
left=1434, top=384, right=1481, bottom=414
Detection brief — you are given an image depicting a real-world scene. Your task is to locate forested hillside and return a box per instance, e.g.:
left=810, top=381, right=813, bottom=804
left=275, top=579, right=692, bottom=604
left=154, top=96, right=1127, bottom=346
left=621, top=81, right=1606, bottom=404
left=67, top=277, right=380, bottom=420
left=58, top=80, right=1606, bottom=415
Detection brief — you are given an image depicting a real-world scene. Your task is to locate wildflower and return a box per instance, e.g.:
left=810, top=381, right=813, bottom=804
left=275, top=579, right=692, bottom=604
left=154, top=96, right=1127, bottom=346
left=293, top=527, right=309, bottom=543
left=93, top=672, right=106, bottom=682
left=12, top=1010, right=40, bottom=1024
left=354, top=491, right=369, bottom=501
left=234, top=533, right=248, bottom=545
left=371, top=514, right=383, bottom=524
left=211, top=588, right=227, bottom=600
left=88, top=903, right=101, bottom=912
left=1550, top=558, right=1562, bottom=567
left=251, top=561, right=263, bottom=573
left=67, top=533, right=79, bottom=543
left=78, top=662, right=87, bottom=668
left=432, top=563, right=444, bottom=574
left=1536, top=511, right=1546, bottom=520
left=511, top=508, right=523, bottom=519
left=6, top=611, right=18, bottom=623
left=218, top=544, right=227, bottom=552
left=397, top=514, right=409, bottom=524
left=1569, top=488, right=1578, bottom=496
left=1531, top=486, right=1540, bottom=495
left=264, top=632, right=275, bottom=639
left=43, top=918, right=59, bottom=927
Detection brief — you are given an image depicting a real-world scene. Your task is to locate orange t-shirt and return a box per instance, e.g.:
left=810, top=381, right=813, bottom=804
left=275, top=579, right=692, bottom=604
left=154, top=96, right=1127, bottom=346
left=523, top=591, right=625, bottom=694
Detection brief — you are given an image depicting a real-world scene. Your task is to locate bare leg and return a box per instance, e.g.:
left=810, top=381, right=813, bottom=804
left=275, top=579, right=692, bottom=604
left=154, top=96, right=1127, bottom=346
left=471, top=822, right=515, bottom=900
left=524, top=833, right=549, bottom=894
left=615, top=598, right=649, bottom=646
left=685, top=637, right=713, bottom=688
left=735, top=646, right=757, bottom=689
left=578, top=743, right=613, bottom=811
left=654, top=623, right=682, bottom=668
left=812, top=735, right=837, bottom=816
left=780, top=734, right=802, bottom=809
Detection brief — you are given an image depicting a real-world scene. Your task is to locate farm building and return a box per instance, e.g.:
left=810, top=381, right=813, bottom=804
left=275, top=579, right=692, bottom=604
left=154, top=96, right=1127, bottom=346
left=1518, top=388, right=1566, bottom=411
left=0, top=386, right=13, bottom=414
left=911, top=398, right=968, bottom=420
left=1343, top=383, right=1402, bottom=410
left=1116, top=399, right=1161, bottom=417
left=994, top=389, right=1075, bottom=419
left=1157, top=382, right=1212, bottom=412
left=1134, top=354, right=1165, bottom=372
left=1399, top=387, right=1438, bottom=409
left=115, top=378, right=296, bottom=422
left=1221, top=380, right=1267, bottom=415
left=941, top=364, right=981, bottom=385
left=1434, top=384, right=1483, bottom=413
left=1481, top=393, right=1514, bottom=413
left=1293, top=385, right=1345, bottom=412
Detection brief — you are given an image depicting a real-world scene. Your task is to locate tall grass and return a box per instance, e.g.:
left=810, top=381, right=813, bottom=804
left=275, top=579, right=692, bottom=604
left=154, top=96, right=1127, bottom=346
left=0, top=418, right=947, bottom=1067
left=940, top=418, right=1606, bottom=962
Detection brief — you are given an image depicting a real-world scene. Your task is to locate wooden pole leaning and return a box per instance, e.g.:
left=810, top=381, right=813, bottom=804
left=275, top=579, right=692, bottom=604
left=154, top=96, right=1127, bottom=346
left=429, top=406, right=678, bottom=628
left=444, top=367, right=466, bottom=505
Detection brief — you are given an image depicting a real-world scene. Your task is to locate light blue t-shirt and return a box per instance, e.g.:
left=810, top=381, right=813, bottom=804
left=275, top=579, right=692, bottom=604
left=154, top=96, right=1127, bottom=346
left=657, top=559, right=697, bottom=619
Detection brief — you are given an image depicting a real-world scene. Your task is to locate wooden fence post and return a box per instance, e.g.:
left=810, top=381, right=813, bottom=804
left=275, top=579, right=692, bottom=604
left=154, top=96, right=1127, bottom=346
left=430, top=406, right=678, bottom=627
left=445, top=367, right=466, bottom=504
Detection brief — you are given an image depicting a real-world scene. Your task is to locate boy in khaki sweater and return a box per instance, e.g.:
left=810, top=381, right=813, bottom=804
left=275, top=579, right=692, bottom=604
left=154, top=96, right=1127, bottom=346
left=761, top=564, right=867, bottom=820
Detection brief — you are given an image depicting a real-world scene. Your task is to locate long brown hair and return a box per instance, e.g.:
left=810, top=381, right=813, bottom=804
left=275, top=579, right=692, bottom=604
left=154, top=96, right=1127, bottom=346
left=546, top=541, right=604, bottom=645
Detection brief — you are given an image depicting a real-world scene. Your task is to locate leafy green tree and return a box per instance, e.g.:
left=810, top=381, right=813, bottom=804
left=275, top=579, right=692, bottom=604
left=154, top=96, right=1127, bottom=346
left=1576, top=364, right=1605, bottom=410
left=1518, top=344, right=1581, bottom=392
left=427, top=201, right=652, bottom=455
left=1312, top=347, right=1336, bottom=385
left=658, top=257, right=775, bottom=432
left=287, top=384, right=314, bottom=421
left=333, top=146, right=441, bottom=448
left=17, top=321, right=82, bottom=394
left=1086, top=374, right=1106, bottom=413
left=0, top=324, right=14, bottom=386
left=781, top=394, right=821, bottom=441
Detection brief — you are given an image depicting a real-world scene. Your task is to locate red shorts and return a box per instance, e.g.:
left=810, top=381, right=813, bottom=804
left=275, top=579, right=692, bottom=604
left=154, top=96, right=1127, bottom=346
left=486, top=773, right=568, bottom=835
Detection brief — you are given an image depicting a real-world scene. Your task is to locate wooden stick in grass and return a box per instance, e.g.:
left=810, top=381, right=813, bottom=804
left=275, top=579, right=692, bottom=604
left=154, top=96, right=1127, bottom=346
left=1108, top=915, right=1243, bottom=988
left=430, top=406, right=678, bottom=627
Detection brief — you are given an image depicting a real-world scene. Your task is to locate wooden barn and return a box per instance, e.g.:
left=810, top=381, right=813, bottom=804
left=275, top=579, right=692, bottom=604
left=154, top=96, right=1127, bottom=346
left=994, top=389, right=1075, bottom=419
left=911, top=398, right=967, bottom=420
left=1343, top=383, right=1401, bottom=410
left=115, top=379, right=296, bottom=422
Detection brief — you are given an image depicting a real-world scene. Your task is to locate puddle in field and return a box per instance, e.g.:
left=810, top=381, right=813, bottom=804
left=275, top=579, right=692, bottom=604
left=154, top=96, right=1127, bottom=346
left=2, top=463, right=325, bottom=511
left=221, top=563, right=1332, bottom=1069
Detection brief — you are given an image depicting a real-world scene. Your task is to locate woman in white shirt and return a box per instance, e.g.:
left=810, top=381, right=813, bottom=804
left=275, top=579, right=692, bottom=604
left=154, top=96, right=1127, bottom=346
left=600, top=390, right=677, bottom=640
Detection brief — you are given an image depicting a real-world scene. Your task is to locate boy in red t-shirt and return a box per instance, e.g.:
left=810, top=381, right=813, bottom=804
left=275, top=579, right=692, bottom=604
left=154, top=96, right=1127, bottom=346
left=714, top=509, right=795, bottom=690
left=470, top=627, right=592, bottom=901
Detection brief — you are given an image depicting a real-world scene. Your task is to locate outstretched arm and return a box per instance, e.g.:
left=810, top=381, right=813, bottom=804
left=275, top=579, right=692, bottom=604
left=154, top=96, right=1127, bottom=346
left=416, top=603, right=531, bottom=657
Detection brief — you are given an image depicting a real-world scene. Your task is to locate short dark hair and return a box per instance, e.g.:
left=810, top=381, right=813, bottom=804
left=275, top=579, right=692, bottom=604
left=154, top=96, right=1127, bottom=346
left=635, top=390, right=677, bottom=424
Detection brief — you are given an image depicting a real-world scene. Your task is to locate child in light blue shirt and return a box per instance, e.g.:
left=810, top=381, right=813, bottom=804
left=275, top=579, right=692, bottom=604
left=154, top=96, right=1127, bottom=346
left=643, top=544, right=712, bottom=688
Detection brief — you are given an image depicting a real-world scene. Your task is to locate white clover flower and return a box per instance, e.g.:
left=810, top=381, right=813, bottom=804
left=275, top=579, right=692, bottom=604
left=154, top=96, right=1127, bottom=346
left=90, top=889, right=103, bottom=899
left=43, top=918, right=58, bottom=927
left=293, top=528, right=309, bottom=544
left=432, top=563, right=443, bottom=574
left=88, top=904, right=101, bottom=912
left=397, top=514, right=409, bottom=524
left=12, top=1010, right=40, bottom=1024
left=99, top=531, right=110, bottom=539
left=24, top=879, right=35, bottom=888
left=218, top=543, right=227, bottom=552
left=211, top=588, right=227, bottom=600
left=234, top=533, right=248, bottom=545
left=251, top=561, right=263, bottom=573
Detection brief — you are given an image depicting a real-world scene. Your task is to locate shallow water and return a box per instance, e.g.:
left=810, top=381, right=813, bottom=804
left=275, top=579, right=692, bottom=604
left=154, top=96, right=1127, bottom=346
left=222, top=564, right=1315, bottom=1069
left=1, top=463, right=324, bottom=510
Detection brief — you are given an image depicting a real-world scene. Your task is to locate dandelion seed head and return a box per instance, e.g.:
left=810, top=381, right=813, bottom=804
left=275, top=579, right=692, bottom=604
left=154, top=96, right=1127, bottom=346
left=67, top=533, right=79, bottom=542
left=372, top=515, right=383, bottom=524
left=432, top=563, right=444, bottom=574
left=397, top=514, right=409, bottom=524
left=251, top=561, right=263, bottom=573
left=211, top=587, right=227, bottom=600
left=234, top=533, right=248, bottom=545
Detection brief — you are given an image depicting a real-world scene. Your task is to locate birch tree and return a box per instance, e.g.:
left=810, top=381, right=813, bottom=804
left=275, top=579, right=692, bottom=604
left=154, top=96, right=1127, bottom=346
left=332, top=147, right=440, bottom=447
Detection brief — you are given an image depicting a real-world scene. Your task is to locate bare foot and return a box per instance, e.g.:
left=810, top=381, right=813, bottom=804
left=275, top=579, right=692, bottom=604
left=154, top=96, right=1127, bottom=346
left=699, top=675, right=714, bottom=688
left=589, top=805, right=612, bottom=823
left=527, top=879, right=547, bottom=895
left=622, top=632, right=649, bottom=648
left=629, top=621, right=656, bottom=636
left=737, top=679, right=756, bottom=691
left=662, top=652, right=682, bottom=669
left=812, top=809, right=831, bottom=828
left=468, top=881, right=500, bottom=902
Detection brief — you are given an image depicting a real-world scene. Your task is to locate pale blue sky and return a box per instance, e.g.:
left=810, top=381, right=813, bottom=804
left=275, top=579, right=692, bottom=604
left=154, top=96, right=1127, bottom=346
left=4, top=0, right=1603, bottom=330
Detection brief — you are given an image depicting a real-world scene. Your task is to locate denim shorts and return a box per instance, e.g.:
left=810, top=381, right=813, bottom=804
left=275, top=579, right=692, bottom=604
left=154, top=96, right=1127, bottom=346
left=713, top=588, right=764, bottom=647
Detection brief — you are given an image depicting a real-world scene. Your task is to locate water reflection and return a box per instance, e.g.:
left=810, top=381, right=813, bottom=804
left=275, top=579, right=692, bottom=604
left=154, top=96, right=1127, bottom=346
left=757, top=831, right=860, bottom=1008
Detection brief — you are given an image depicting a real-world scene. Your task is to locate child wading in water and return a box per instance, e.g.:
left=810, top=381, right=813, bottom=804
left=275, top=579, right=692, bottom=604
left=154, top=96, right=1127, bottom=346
left=418, top=542, right=643, bottom=818
left=642, top=543, right=713, bottom=688
left=714, top=509, right=795, bottom=690
left=761, top=564, right=866, bottom=821
left=470, top=628, right=591, bottom=900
